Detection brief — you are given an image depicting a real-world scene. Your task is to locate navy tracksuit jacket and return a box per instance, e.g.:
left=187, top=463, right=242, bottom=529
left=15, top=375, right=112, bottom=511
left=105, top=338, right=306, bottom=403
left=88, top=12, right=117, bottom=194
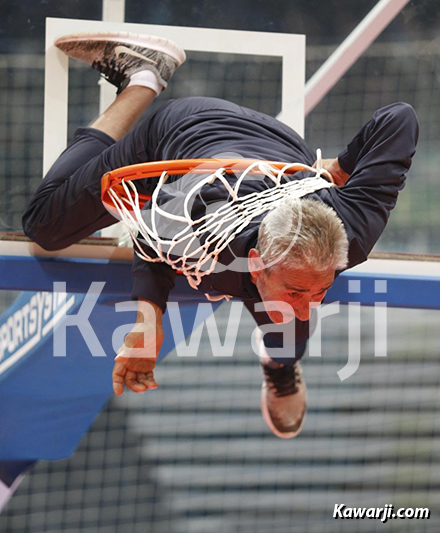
left=22, top=97, right=419, bottom=362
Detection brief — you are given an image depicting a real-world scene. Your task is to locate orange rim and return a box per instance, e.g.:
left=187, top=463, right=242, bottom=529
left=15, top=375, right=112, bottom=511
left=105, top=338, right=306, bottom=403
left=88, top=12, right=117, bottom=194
left=101, top=158, right=308, bottom=211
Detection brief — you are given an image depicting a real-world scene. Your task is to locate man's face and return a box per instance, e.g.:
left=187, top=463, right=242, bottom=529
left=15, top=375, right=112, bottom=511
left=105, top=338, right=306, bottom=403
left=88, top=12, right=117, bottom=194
left=248, top=248, right=335, bottom=323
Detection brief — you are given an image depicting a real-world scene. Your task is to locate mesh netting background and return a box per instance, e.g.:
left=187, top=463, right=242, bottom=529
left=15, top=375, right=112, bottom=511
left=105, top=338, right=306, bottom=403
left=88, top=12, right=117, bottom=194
left=1, top=305, right=439, bottom=533
left=0, top=45, right=440, bottom=532
left=1, top=44, right=439, bottom=252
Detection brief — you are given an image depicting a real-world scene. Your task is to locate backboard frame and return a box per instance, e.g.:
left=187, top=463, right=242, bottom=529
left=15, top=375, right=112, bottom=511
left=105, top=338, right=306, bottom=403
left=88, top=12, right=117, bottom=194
left=44, top=17, right=305, bottom=176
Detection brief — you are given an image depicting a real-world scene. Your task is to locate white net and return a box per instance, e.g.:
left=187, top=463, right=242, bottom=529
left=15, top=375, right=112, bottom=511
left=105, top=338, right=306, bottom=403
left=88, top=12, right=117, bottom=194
left=107, top=154, right=335, bottom=298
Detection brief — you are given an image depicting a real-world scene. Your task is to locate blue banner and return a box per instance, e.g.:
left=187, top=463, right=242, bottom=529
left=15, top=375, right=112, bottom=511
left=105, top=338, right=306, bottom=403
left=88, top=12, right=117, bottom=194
left=0, top=288, right=219, bottom=510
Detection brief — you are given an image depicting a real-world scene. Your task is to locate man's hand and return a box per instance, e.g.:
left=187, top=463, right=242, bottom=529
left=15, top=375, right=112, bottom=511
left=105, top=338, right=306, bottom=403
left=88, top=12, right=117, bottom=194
left=313, top=157, right=350, bottom=187
left=112, top=300, right=164, bottom=396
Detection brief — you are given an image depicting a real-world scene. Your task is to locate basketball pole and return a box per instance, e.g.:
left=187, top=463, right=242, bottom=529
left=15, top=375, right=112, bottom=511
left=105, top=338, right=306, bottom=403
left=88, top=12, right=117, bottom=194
left=305, top=0, right=411, bottom=115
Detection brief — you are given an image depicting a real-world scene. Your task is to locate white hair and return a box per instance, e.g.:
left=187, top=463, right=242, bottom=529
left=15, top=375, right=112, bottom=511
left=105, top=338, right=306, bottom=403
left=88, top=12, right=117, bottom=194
left=257, top=197, right=349, bottom=272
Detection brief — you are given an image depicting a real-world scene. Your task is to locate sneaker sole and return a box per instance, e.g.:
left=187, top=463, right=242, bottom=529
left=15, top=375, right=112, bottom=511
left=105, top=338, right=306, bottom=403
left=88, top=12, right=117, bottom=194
left=54, top=31, right=186, bottom=66
left=260, top=382, right=307, bottom=439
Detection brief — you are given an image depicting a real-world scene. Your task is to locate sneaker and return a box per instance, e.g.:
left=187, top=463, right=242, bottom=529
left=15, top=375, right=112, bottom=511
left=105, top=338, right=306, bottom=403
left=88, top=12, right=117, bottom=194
left=256, top=330, right=307, bottom=438
left=54, top=32, right=186, bottom=93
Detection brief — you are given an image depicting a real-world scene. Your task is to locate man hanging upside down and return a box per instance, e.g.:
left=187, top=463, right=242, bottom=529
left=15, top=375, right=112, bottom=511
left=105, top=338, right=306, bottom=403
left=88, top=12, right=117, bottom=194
left=22, top=32, right=418, bottom=439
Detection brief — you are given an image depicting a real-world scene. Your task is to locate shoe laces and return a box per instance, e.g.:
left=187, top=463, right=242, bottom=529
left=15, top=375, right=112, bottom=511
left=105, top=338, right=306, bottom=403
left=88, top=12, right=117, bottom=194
left=262, top=363, right=302, bottom=398
left=92, top=58, right=128, bottom=91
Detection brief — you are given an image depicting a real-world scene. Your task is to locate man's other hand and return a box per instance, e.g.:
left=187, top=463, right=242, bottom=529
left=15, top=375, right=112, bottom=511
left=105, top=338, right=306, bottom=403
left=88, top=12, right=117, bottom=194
left=313, top=157, right=350, bottom=187
left=112, top=300, right=164, bottom=396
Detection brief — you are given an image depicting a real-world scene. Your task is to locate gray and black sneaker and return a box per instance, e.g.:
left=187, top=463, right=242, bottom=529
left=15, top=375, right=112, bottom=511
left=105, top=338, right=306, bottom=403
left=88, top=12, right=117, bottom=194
left=260, top=359, right=307, bottom=439
left=255, top=325, right=307, bottom=439
left=54, top=32, right=186, bottom=93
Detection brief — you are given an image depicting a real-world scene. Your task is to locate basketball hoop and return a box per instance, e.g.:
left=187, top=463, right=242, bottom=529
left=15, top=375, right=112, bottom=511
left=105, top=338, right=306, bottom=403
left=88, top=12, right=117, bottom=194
left=101, top=153, right=335, bottom=298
